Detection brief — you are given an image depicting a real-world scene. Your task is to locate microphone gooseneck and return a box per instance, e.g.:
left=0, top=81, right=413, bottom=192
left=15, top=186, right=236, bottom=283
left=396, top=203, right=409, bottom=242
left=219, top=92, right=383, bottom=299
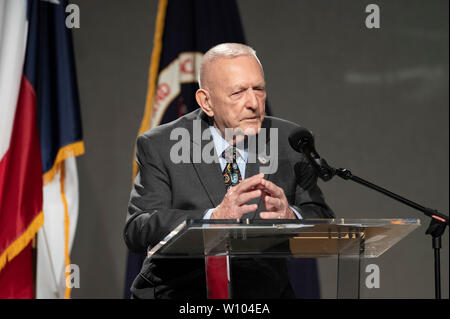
left=288, top=127, right=335, bottom=181
left=289, top=126, right=447, bottom=299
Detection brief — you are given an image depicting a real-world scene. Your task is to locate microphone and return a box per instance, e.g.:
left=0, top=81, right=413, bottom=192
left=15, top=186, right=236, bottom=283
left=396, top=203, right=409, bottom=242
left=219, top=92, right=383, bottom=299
left=288, top=127, right=335, bottom=181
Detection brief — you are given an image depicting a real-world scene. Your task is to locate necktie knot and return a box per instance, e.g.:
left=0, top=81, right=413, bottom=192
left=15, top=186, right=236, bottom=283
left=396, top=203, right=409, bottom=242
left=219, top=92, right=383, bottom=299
left=222, top=147, right=239, bottom=163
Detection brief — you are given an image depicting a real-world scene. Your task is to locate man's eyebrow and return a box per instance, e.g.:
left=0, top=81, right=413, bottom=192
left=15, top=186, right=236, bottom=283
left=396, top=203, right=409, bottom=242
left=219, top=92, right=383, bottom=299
left=229, top=85, right=246, bottom=92
left=230, top=83, right=265, bottom=91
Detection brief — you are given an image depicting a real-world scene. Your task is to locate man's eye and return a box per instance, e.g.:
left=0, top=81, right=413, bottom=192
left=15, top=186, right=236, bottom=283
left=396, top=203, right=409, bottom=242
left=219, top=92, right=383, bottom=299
left=232, top=90, right=243, bottom=95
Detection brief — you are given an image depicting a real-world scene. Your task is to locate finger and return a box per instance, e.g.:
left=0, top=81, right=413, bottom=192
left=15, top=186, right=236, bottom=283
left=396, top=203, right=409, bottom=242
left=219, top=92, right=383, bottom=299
left=260, top=179, right=283, bottom=198
left=244, top=173, right=264, bottom=181
left=237, top=189, right=262, bottom=206
left=252, top=184, right=267, bottom=193
left=263, top=196, right=282, bottom=210
left=239, top=203, right=258, bottom=215
left=259, top=211, right=283, bottom=219
left=235, top=174, right=265, bottom=193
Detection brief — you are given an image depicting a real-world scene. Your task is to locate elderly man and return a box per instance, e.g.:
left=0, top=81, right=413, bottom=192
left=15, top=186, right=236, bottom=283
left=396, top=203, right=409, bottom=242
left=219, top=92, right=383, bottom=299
left=125, top=43, right=334, bottom=299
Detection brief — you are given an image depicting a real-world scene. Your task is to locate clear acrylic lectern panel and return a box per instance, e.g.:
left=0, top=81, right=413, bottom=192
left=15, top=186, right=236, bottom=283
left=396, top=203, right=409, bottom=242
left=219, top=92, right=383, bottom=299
left=147, top=219, right=420, bottom=299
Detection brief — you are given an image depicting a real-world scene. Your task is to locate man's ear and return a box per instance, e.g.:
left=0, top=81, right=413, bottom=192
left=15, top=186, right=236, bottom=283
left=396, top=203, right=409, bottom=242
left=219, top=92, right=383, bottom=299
left=195, top=89, right=214, bottom=117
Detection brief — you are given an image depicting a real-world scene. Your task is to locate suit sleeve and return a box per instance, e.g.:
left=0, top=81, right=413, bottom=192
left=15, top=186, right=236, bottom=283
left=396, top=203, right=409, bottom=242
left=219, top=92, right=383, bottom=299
left=124, top=134, right=206, bottom=253
left=292, top=159, right=335, bottom=219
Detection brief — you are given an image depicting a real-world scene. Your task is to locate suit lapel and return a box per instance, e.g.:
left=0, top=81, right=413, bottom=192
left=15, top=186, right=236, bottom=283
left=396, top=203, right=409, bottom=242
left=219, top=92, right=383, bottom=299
left=243, top=117, right=277, bottom=219
left=187, top=111, right=277, bottom=212
left=245, top=117, right=275, bottom=183
left=192, top=158, right=225, bottom=208
left=190, top=111, right=226, bottom=207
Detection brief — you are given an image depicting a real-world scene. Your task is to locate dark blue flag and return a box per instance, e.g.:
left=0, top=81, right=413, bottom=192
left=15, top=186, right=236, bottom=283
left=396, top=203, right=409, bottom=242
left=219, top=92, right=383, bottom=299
left=125, top=0, right=319, bottom=299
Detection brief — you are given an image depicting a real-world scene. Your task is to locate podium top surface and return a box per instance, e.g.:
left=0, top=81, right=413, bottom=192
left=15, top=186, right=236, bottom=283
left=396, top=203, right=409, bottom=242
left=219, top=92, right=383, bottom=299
left=147, top=218, right=421, bottom=259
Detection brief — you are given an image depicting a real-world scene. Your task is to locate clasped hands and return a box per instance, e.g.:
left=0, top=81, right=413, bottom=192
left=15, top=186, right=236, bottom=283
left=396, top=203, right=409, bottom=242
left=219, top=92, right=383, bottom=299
left=212, top=173, right=296, bottom=220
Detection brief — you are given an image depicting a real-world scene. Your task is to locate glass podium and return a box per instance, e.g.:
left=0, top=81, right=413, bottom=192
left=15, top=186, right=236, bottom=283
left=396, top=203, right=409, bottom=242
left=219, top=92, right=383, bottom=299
left=147, top=218, right=420, bottom=299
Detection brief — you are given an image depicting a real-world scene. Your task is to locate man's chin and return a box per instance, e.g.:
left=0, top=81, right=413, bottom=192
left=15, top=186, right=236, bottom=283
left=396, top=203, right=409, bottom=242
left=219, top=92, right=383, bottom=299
left=239, top=123, right=262, bottom=136
left=233, top=125, right=262, bottom=146
left=222, top=123, right=262, bottom=145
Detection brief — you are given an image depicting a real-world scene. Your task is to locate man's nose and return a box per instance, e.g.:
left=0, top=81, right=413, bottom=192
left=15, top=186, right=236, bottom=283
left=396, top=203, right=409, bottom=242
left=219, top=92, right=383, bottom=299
left=244, top=89, right=258, bottom=109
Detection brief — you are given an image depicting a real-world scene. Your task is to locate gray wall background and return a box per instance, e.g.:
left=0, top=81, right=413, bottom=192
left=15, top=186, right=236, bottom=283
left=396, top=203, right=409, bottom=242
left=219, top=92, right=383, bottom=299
left=70, top=0, right=448, bottom=298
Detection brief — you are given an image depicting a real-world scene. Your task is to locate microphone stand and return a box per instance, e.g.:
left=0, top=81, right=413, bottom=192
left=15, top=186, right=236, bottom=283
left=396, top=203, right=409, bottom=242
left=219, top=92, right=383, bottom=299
left=319, top=163, right=448, bottom=299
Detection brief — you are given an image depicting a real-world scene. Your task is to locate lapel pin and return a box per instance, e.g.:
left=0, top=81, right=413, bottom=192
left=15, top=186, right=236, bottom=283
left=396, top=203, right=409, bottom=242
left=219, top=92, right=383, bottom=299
left=258, top=156, right=268, bottom=164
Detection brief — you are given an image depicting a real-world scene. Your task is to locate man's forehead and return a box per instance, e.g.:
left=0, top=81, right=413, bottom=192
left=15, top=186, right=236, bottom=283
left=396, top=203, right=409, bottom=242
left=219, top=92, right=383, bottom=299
left=208, top=55, right=261, bottom=70
left=205, top=55, right=264, bottom=87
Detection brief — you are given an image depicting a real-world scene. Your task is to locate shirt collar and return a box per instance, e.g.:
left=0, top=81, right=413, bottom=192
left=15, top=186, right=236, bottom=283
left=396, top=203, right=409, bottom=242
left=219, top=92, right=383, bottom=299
left=209, top=126, right=248, bottom=162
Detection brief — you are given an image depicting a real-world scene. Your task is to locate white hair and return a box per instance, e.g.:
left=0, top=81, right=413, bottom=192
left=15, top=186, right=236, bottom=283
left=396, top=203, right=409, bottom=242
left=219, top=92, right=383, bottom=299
left=198, top=43, right=264, bottom=89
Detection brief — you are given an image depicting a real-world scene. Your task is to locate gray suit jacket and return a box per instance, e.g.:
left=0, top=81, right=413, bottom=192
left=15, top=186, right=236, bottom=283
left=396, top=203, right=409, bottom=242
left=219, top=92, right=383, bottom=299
left=124, top=109, right=334, bottom=299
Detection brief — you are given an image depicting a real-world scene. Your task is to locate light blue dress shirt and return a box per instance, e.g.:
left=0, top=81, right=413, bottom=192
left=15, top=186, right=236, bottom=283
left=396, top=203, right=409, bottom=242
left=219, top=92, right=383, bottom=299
left=203, top=126, right=302, bottom=219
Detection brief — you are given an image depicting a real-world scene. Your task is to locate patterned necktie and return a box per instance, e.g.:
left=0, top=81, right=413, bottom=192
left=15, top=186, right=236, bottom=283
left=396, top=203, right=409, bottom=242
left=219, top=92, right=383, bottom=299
left=222, top=147, right=242, bottom=189
left=206, top=147, right=242, bottom=299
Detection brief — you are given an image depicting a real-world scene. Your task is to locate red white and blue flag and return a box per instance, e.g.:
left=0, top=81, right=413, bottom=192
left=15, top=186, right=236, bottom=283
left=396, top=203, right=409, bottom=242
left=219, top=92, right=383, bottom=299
left=0, top=0, right=83, bottom=299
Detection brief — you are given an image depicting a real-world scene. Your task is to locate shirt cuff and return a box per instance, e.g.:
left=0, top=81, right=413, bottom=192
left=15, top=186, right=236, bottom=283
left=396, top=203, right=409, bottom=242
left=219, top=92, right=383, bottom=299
left=290, top=206, right=303, bottom=219
left=203, top=208, right=214, bottom=219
